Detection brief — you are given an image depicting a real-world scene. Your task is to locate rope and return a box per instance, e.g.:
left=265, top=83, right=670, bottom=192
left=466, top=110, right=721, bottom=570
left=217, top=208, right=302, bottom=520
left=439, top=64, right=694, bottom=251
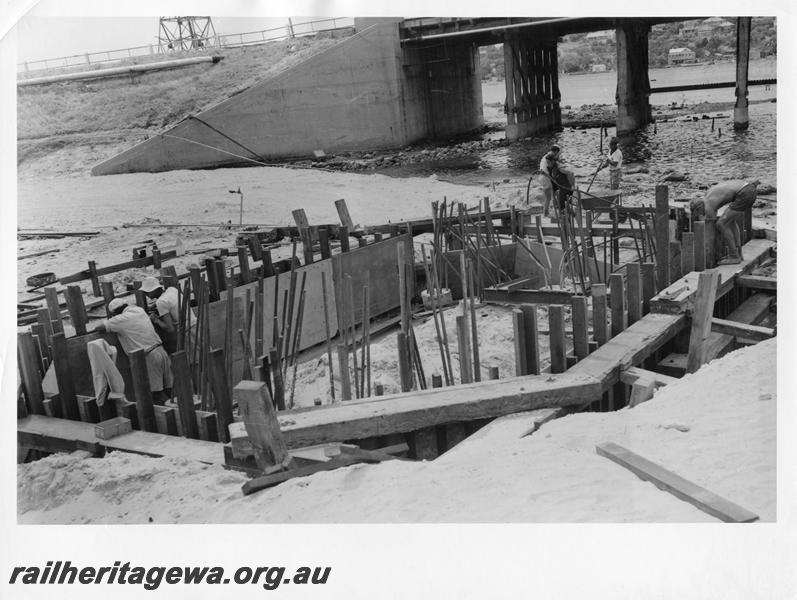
left=187, top=115, right=266, bottom=163
left=159, top=133, right=284, bottom=167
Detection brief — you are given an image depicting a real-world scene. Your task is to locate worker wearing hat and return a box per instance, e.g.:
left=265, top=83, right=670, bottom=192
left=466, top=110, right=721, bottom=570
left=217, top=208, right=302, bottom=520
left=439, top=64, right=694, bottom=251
left=140, top=276, right=179, bottom=353
left=95, top=297, right=173, bottom=404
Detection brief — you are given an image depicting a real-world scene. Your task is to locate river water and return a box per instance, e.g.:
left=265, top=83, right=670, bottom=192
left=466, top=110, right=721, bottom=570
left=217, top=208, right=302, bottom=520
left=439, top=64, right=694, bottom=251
left=385, top=59, right=778, bottom=188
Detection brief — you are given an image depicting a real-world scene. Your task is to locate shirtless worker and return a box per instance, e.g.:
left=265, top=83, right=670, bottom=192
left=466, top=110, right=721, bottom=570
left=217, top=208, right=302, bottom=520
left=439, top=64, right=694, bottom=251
left=94, top=297, right=173, bottom=405
left=689, top=179, right=759, bottom=265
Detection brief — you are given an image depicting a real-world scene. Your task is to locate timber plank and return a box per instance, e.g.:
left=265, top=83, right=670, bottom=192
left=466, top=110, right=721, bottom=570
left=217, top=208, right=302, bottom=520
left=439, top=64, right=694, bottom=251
left=649, top=239, right=775, bottom=315
left=620, top=367, right=679, bottom=387
left=595, top=442, right=758, bottom=523
left=710, top=318, right=775, bottom=342
left=242, top=454, right=377, bottom=496
left=704, top=292, right=773, bottom=362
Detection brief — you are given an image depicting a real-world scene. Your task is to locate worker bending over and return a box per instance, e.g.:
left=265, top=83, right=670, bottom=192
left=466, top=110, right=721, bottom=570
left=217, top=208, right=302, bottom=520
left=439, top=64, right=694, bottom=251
left=140, top=276, right=179, bottom=353
left=95, top=297, right=173, bottom=405
left=538, top=145, right=576, bottom=217
left=689, top=179, right=759, bottom=265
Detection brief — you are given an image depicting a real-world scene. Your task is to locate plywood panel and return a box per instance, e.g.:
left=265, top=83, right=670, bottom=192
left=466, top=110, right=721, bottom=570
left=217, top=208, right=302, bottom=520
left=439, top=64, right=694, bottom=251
left=332, top=234, right=413, bottom=327
left=218, top=259, right=338, bottom=382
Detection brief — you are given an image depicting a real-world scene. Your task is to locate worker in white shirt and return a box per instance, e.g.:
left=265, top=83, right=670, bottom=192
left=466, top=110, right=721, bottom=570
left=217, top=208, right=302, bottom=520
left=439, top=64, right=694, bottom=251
left=600, top=137, right=623, bottom=190
left=140, top=276, right=179, bottom=353
left=94, top=297, right=173, bottom=405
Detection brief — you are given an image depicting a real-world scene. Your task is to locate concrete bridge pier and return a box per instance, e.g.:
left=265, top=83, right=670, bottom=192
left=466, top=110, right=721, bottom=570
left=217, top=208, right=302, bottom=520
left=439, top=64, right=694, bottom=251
left=615, top=21, right=652, bottom=135
left=734, top=17, right=752, bottom=131
left=503, top=33, right=561, bottom=140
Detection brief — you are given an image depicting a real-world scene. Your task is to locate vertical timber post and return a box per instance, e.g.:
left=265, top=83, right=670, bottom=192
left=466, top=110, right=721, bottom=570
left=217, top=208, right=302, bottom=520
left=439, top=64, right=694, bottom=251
left=655, top=185, right=670, bottom=291
left=615, top=21, right=652, bottom=134
left=734, top=17, right=752, bottom=131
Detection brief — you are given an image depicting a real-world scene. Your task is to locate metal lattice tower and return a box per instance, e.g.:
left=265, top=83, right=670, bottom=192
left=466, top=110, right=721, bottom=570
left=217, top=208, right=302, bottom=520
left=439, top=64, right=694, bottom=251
left=159, top=17, right=217, bottom=51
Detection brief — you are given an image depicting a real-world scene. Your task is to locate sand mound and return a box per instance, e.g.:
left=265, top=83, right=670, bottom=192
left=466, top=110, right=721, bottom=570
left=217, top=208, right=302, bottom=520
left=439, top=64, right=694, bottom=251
left=18, top=337, right=775, bottom=524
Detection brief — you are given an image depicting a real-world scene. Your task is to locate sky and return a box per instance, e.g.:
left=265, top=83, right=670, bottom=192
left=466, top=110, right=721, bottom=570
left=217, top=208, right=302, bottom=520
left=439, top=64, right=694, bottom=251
left=15, top=16, right=308, bottom=64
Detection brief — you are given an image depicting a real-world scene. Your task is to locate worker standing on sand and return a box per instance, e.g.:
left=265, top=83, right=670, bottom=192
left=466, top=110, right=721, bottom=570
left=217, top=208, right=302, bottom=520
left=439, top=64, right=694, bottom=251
left=140, top=276, right=179, bottom=354
left=94, top=298, right=173, bottom=405
left=539, top=145, right=576, bottom=217
left=599, top=137, right=623, bottom=190
left=689, top=179, right=759, bottom=265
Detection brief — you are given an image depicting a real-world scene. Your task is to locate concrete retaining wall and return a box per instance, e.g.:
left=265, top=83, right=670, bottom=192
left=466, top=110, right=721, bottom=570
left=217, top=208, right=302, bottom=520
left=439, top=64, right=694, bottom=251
left=93, top=22, right=485, bottom=175
left=92, top=21, right=485, bottom=175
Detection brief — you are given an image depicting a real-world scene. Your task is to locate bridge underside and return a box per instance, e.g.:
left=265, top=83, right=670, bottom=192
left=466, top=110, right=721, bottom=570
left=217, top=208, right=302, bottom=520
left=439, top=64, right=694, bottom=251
left=91, top=17, right=752, bottom=175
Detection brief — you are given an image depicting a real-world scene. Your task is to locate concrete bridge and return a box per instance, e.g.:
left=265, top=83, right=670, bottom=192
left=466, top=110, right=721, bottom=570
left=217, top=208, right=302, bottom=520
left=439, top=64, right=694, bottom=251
left=92, top=17, right=756, bottom=175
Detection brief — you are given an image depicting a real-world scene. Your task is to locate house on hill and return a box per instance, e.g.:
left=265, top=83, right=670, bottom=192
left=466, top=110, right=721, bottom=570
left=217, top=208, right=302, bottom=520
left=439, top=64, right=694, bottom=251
left=585, top=30, right=615, bottom=43
left=668, top=47, right=696, bottom=65
left=697, top=17, right=734, bottom=36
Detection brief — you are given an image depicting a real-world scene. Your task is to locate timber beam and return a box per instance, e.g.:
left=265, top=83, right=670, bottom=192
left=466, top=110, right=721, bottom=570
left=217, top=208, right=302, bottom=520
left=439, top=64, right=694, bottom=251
left=277, top=371, right=602, bottom=448
left=737, top=274, right=776, bottom=291
left=568, top=312, right=687, bottom=391
left=483, top=286, right=575, bottom=306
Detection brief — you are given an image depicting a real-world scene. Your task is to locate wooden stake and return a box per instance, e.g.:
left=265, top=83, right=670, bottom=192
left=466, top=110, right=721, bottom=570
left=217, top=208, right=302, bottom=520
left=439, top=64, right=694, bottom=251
left=129, top=348, right=156, bottom=432
left=626, top=263, right=643, bottom=325
left=571, top=295, right=589, bottom=360
left=693, top=220, right=706, bottom=272
left=345, top=275, right=360, bottom=397
left=655, top=184, right=670, bottom=290
left=288, top=288, right=307, bottom=409
left=18, top=331, right=45, bottom=415
left=520, top=304, right=541, bottom=375
left=609, top=273, right=626, bottom=337
left=320, top=271, right=336, bottom=401
left=548, top=305, right=567, bottom=374
left=682, top=231, right=695, bottom=275
left=44, top=286, right=63, bottom=334
left=171, top=350, right=199, bottom=439
left=686, top=271, right=721, bottom=373
left=397, top=332, right=413, bottom=392
left=64, top=285, right=88, bottom=336
left=209, top=348, right=234, bottom=443
left=468, top=259, right=481, bottom=381
left=235, top=380, right=291, bottom=472
left=591, top=283, right=608, bottom=346
left=456, top=315, right=473, bottom=384
left=319, top=228, right=331, bottom=260
left=337, top=344, right=351, bottom=400
left=641, top=262, right=656, bottom=315
left=512, top=309, right=527, bottom=377
left=87, top=260, right=101, bottom=297
left=237, top=245, right=251, bottom=284
left=269, top=347, right=286, bottom=410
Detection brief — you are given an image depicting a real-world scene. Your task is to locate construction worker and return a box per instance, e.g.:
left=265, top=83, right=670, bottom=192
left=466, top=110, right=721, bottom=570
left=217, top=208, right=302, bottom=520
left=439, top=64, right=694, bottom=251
left=599, top=137, right=623, bottom=190
left=689, top=179, right=759, bottom=265
left=140, top=276, right=179, bottom=353
left=94, top=297, right=173, bottom=405
left=539, top=145, right=575, bottom=217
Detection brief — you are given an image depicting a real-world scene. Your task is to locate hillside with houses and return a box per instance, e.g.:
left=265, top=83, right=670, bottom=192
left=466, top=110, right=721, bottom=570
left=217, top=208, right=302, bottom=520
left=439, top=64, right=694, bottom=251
left=479, top=16, right=776, bottom=78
